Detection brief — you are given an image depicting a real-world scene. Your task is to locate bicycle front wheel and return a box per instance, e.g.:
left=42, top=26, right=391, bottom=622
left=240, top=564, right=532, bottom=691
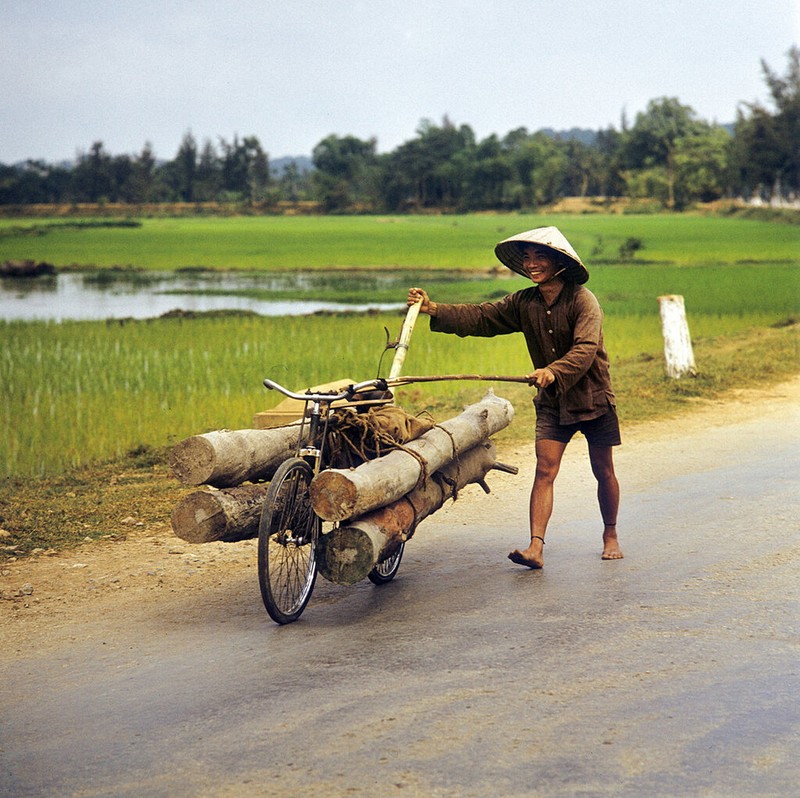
left=258, top=457, right=319, bottom=624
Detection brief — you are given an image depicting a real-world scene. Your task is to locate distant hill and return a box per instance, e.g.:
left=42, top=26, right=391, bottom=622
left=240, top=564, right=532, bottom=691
left=539, top=122, right=733, bottom=146
left=539, top=128, right=599, bottom=146
left=270, top=155, right=314, bottom=176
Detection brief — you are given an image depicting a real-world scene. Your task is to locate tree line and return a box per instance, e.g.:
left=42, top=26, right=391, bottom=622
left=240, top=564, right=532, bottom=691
left=1, top=48, right=797, bottom=213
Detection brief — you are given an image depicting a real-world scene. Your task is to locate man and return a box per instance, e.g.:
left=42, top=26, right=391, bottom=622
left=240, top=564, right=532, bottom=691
left=408, top=226, right=623, bottom=568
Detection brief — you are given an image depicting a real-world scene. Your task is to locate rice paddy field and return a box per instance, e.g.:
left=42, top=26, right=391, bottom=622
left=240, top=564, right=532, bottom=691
left=1, top=212, right=799, bottom=270
left=1, top=212, right=798, bottom=478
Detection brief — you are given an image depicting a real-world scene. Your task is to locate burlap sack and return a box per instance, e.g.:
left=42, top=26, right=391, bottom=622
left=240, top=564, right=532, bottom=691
left=322, top=406, right=435, bottom=468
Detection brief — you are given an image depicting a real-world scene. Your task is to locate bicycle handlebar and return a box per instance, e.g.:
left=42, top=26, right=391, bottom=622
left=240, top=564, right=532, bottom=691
left=264, top=374, right=534, bottom=403
left=262, top=377, right=390, bottom=402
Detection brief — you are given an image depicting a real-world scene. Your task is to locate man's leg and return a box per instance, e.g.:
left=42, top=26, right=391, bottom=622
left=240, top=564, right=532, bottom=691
left=588, top=444, right=623, bottom=560
left=508, top=439, right=567, bottom=568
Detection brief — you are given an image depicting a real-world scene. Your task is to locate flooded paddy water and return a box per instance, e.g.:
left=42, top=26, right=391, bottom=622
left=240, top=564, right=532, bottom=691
left=0, top=270, right=407, bottom=321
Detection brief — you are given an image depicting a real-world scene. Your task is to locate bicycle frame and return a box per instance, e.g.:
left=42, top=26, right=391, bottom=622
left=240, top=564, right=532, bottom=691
left=262, top=378, right=391, bottom=474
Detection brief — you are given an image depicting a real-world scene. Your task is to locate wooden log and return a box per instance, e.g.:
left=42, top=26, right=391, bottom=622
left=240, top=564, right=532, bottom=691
left=318, top=441, right=499, bottom=585
left=658, top=294, right=697, bottom=378
left=310, top=390, right=514, bottom=522
left=169, top=426, right=303, bottom=488
left=170, top=484, right=269, bottom=543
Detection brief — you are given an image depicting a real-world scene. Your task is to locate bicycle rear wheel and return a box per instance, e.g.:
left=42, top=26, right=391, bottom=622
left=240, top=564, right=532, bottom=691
left=258, top=457, right=319, bottom=624
left=368, top=541, right=405, bottom=584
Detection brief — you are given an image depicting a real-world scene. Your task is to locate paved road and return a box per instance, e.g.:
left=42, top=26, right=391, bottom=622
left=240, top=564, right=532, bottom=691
left=2, top=402, right=799, bottom=797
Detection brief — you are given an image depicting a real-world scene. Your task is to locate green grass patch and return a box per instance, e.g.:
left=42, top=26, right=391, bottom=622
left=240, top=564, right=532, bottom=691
left=0, top=444, right=184, bottom=557
left=1, top=213, right=798, bottom=270
left=2, top=308, right=798, bottom=480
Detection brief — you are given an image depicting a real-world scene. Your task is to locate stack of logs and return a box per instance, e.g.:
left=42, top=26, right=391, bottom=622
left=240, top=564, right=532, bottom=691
left=169, top=390, right=516, bottom=585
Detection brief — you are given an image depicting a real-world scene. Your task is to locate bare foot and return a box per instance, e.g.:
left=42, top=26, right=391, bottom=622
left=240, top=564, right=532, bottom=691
left=508, top=537, right=544, bottom=569
left=601, top=530, right=624, bottom=560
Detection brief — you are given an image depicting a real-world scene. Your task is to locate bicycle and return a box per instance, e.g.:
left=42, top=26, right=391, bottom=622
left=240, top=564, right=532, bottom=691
left=257, top=376, right=403, bottom=624
left=256, top=299, right=525, bottom=625
left=257, top=300, right=425, bottom=624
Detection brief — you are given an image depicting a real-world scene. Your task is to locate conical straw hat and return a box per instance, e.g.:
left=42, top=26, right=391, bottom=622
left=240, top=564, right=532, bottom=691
left=494, top=226, right=589, bottom=284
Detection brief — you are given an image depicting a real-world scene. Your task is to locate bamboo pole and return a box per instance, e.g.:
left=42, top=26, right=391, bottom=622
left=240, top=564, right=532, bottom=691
left=387, top=373, right=533, bottom=386
left=388, top=299, right=422, bottom=379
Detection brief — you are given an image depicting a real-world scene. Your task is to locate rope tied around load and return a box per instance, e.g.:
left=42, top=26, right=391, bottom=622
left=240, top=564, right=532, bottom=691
left=315, top=405, right=435, bottom=473
left=312, top=405, right=461, bottom=497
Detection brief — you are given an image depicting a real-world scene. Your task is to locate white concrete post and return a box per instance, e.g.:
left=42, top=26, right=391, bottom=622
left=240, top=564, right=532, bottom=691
left=658, top=294, right=697, bottom=378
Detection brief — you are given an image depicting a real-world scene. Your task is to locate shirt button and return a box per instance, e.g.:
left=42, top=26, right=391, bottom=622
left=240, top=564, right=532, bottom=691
left=548, top=329, right=553, bottom=334
left=546, top=310, right=551, bottom=315
left=551, top=348, right=556, bottom=353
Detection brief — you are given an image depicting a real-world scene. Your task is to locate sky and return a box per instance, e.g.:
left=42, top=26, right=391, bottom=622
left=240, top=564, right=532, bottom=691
left=1, top=0, right=798, bottom=165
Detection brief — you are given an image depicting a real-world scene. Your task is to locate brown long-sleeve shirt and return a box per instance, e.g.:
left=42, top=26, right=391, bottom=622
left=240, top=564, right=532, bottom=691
left=430, top=282, right=616, bottom=424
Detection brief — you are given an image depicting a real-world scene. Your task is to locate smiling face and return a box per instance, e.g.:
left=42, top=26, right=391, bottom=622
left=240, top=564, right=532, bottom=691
left=520, top=245, right=562, bottom=284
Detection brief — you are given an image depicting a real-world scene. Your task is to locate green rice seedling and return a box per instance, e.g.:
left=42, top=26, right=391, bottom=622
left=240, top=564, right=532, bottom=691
left=2, top=308, right=798, bottom=479
left=1, top=214, right=798, bottom=271
left=0, top=313, right=408, bottom=477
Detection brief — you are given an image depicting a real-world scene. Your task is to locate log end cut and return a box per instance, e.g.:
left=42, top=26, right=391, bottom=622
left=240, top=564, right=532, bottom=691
left=169, top=436, right=217, bottom=486
left=170, top=484, right=268, bottom=544
left=171, top=491, right=228, bottom=543
left=317, top=526, right=376, bottom=585
left=309, top=469, right=359, bottom=522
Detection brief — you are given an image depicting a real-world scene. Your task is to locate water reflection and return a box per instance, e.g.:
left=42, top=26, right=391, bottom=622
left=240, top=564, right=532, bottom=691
left=0, top=271, right=406, bottom=321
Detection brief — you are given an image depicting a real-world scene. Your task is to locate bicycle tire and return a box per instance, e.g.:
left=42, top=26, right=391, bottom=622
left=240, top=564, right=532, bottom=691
left=258, top=457, right=319, bottom=624
left=368, top=541, right=405, bottom=585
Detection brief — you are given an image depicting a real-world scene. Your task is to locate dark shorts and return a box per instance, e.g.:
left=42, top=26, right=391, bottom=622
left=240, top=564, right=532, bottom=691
left=535, top=403, right=622, bottom=447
